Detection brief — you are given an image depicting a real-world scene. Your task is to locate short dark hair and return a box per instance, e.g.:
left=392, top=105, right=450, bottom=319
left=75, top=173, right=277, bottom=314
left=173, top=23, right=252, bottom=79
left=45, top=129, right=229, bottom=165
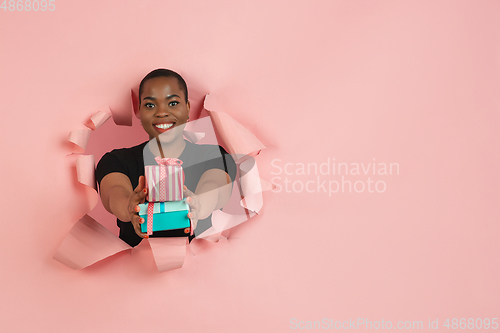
left=138, top=68, right=188, bottom=102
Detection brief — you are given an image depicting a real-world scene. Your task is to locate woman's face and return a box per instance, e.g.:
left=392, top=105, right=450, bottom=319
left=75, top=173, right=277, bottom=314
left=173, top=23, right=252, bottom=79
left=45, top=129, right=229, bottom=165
left=139, top=76, right=190, bottom=141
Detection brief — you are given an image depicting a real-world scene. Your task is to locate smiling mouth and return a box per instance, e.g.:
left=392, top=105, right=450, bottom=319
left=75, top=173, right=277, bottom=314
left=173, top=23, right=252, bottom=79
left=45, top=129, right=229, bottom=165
left=154, top=122, right=176, bottom=133
left=155, top=123, right=174, bottom=130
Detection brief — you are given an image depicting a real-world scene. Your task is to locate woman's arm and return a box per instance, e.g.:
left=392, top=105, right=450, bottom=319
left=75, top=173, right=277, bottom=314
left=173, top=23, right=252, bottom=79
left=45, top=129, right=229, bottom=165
left=184, top=168, right=233, bottom=229
left=99, top=172, right=148, bottom=238
left=195, top=169, right=233, bottom=219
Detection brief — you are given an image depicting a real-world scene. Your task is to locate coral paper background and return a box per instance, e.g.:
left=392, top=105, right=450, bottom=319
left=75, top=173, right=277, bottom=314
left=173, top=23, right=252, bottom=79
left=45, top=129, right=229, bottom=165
left=1, top=0, right=499, bottom=332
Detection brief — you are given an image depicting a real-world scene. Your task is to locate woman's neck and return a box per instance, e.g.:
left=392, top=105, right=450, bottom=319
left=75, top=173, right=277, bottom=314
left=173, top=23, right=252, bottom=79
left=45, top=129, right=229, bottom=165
left=147, top=136, right=186, bottom=159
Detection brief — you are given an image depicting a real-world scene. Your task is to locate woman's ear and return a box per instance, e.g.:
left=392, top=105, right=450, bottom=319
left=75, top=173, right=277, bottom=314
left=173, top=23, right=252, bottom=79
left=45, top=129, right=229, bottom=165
left=186, top=100, right=191, bottom=112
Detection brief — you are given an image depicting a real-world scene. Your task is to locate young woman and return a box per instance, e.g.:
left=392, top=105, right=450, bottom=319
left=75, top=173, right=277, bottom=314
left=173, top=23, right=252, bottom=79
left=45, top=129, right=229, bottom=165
left=95, top=69, right=236, bottom=247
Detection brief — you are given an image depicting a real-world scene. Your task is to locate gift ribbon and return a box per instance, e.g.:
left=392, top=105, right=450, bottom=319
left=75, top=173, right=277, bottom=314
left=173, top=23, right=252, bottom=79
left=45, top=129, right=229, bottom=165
left=154, top=157, right=183, bottom=166
left=147, top=202, right=154, bottom=236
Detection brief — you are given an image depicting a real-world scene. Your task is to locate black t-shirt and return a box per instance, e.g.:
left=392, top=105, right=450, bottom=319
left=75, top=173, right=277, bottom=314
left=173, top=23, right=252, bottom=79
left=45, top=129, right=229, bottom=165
left=95, top=140, right=237, bottom=247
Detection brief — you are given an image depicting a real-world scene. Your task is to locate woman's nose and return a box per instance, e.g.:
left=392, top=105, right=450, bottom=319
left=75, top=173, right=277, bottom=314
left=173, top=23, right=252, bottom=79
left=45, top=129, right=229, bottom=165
left=155, top=105, right=169, bottom=117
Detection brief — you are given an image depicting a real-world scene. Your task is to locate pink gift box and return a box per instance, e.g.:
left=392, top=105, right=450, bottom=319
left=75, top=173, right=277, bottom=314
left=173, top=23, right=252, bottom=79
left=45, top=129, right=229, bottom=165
left=145, top=157, right=184, bottom=202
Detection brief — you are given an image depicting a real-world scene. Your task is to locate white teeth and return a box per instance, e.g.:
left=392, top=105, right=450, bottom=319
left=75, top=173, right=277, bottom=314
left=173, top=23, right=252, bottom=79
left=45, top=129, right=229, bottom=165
left=155, top=123, right=173, bottom=129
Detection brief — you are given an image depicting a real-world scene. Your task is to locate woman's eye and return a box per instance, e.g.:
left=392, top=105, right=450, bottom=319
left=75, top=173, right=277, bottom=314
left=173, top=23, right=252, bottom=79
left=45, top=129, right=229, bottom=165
left=169, top=101, right=179, bottom=107
left=145, top=103, right=155, bottom=108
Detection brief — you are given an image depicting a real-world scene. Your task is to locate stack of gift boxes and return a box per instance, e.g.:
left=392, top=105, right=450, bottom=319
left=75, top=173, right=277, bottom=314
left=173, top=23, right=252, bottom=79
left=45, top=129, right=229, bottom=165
left=138, top=157, right=191, bottom=236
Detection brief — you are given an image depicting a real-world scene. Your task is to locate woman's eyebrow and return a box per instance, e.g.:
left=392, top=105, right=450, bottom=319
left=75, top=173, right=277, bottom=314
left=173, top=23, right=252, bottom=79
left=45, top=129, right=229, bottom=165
left=143, top=94, right=180, bottom=101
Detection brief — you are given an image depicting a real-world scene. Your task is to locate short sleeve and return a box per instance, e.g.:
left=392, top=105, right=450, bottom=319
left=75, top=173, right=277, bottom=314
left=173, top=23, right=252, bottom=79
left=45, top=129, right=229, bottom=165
left=95, top=152, right=129, bottom=187
left=202, top=146, right=237, bottom=182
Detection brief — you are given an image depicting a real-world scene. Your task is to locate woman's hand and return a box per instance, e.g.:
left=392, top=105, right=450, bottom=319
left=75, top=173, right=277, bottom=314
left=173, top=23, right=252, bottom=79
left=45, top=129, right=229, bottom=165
left=128, top=176, right=149, bottom=238
left=183, top=185, right=200, bottom=235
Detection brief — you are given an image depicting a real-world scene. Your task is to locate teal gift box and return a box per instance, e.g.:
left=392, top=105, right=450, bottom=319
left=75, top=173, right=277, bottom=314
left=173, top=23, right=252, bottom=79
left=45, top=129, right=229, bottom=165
left=139, top=200, right=190, bottom=233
